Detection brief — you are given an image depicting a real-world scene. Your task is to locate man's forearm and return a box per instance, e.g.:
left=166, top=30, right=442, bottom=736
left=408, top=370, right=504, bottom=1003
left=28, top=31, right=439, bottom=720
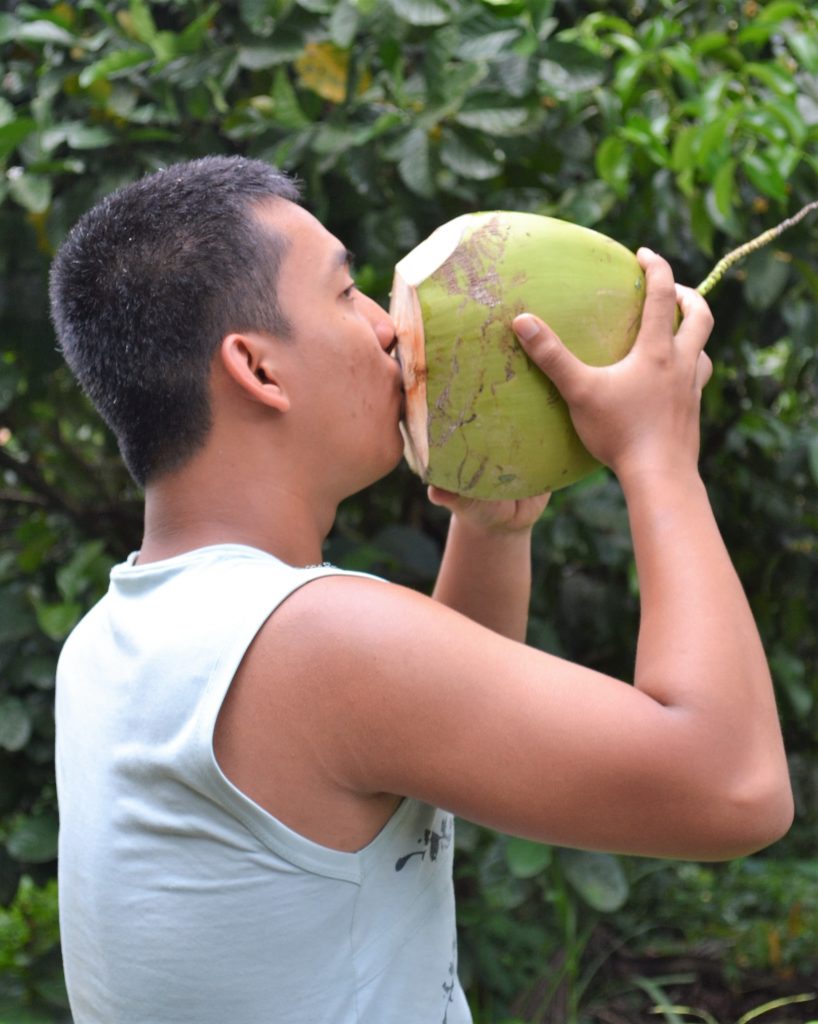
left=623, top=466, right=792, bottom=840
left=432, top=515, right=533, bottom=641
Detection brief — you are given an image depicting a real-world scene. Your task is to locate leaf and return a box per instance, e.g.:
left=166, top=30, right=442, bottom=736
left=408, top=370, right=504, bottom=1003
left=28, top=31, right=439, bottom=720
left=770, top=651, right=813, bottom=717
left=558, top=849, right=629, bottom=912
left=788, top=29, right=818, bottom=73
left=505, top=838, right=551, bottom=878
left=595, top=135, right=630, bottom=196
left=742, top=249, right=791, bottom=311
left=239, top=42, right=304, bottom=69
left=7, top=173, right=52, bottom=215
left=295, top=41, right=351, bottom=103
left=454, top=107, right=528, bottom=135
left=397, top=127, right=435, bottom=197
left=539, top=42, right=607, bottom=99
left=456, top=29, right=522, bottom=61
left=742, top=151, right=789, bottom=203
left=809, top=435, right=818, bottom=488
left=14, top=20, right=77, bottom=47
left=34, top=598, right=82, bottom=641
left=388, top=0, right=451, bottom=26
left=0, top=588, right=36, bottom=645
left=128, top=0, right=158, bottom=44
left=271, top=68, right=310, bottom=129
left=6, top=814, right=59, bottom=864
left=712, top=158, right=736, bottom=220
left=0, top=117, right=37, bottom=161
left=329, top=1, right=359, bottom=48
left=0, top=697, right=32, bottom=752
left=439, top=132, right=502, bottom=179
left=78, top=48, right=152, bottom=88
left=744, top=61, right=797, bottom=97
left=64, top=123, right=116, bottom=150
left=56, top=539, right=110, bottom=602
left=0, top=360, right=21, bottom=412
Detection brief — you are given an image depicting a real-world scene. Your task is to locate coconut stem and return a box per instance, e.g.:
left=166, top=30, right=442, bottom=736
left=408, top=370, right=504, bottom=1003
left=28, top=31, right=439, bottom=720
left=696, top=199, right=818, bottom=296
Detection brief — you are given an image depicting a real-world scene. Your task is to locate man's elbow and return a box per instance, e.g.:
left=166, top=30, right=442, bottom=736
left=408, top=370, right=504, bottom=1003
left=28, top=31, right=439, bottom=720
left=708, top=768, right=795, bottom=861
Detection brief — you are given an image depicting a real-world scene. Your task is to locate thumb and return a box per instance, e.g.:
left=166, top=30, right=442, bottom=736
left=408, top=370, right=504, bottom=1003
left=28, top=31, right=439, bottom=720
left=512, top=314, right=585, bottom=400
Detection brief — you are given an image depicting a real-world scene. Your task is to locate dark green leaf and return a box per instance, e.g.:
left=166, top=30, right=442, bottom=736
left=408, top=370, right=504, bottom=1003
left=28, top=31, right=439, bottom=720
left=539, top=42, right=607, bottom=99
left=6, top=813, right=59, bottom=864
left=33, top=599, right=82, bottom=642
left=454, top=107, right=528, bottom=135
left=595, top=135, right=630, bottom=196
left=0, top=361, right=21, bottom=412
left=559, top=849, right=629, bottom=912
left=0, top=698, right=32, bottom=753
left=78, top=48, right=153, bottom=88
left=0, top=119, right=37, bottom=162
left=742, top=152, right=789, bottom=203
left=389, top=0, right=451, bottom=26
left=456, top=29, right=521, bottom=61
left=439, top=132, right=502, bottom=179
left=397, top=128, right=435, bottom=197
left=505, top=838, right=551, bottom=878
left=0, top=589, right=36, bottom=645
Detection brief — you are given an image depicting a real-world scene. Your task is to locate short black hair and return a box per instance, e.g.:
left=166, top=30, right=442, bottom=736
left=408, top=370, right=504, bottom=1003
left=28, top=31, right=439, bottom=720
left=49, top=155, right=301, bottom=486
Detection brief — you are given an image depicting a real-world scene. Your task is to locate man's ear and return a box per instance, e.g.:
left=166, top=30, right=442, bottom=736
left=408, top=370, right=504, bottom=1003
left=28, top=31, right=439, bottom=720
left=219, top=332, right=290, bottom=412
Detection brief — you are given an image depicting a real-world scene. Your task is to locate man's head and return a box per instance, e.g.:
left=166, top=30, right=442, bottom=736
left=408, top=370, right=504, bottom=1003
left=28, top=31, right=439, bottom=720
left=49, top=155, right=300, bottom=486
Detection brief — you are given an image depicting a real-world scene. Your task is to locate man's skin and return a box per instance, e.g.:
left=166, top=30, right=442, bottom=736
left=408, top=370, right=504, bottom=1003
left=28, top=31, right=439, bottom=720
left=139, top=200, right=793, bottom=862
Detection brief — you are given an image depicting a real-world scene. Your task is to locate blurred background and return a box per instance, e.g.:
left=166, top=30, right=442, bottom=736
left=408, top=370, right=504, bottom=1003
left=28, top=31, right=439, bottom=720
left=0, top=1, right=816, bottom=1021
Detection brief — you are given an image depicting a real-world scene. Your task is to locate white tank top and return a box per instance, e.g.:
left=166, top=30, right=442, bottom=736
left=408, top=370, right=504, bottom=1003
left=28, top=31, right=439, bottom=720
left=55, top=544, right=471, bottom=1024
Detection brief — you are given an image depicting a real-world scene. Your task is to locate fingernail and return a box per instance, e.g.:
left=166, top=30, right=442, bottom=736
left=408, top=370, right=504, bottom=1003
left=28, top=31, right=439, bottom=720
left=514, top=314, right=539, bottom=340
left=637, top=247, right=655, bottom=258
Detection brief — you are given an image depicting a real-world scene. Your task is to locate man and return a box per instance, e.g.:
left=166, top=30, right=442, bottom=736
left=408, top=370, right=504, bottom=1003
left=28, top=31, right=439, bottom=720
left=49, top=155, right=792, bottom=1023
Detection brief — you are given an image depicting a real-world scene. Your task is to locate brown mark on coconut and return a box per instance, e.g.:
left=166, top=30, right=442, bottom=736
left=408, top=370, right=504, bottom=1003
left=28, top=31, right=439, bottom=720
left=438, top=216, right=510, bottom=308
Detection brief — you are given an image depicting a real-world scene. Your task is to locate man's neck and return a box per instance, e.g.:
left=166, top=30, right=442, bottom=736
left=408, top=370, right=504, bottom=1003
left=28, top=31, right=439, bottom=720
left=138, top=457, right=335, bottom=568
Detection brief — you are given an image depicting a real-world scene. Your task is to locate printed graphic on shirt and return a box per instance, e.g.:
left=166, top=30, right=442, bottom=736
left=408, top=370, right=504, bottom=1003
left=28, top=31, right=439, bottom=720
left=441, top=931, right=457, bottom=1022
left=394, top=813, right=453, bottom=872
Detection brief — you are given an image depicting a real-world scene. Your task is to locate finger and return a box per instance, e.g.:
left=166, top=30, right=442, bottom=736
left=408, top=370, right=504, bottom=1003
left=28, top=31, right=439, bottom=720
left=695, top=351, right=713, bottom=391
left=674, top=284, right=715, bottom=353
left=633, top=248, right=677, bottom=350
left=513, top=314, right=588, bottom=402
left=427, top=485, right=473, bottom=514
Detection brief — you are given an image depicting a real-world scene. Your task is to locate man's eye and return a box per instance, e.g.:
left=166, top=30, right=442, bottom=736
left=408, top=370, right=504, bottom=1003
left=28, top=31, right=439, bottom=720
left=342, top=283, right=356, bottom=299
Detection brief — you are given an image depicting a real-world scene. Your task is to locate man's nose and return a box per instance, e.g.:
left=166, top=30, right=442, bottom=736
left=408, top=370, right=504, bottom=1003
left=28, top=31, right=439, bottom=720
left=374, top=316, right=397, bottom=351
left=360, top=293, right=396, bottom=350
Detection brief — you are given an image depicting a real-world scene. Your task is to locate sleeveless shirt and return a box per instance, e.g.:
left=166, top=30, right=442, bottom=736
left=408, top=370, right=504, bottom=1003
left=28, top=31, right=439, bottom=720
left=55, top=544, right=472, bottom=1023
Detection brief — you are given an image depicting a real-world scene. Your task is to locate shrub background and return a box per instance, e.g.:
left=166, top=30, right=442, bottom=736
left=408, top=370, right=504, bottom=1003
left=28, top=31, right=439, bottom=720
left=0, top=1, right=816, bottom=1020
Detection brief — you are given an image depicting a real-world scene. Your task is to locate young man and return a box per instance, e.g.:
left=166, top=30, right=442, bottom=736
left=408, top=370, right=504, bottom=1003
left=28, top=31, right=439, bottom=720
left=50, top=155, right=792, bottom=1024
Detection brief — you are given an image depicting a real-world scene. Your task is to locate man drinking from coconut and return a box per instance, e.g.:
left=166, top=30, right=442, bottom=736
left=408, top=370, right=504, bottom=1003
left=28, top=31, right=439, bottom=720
left=49, top=156, right=792, bottom=1024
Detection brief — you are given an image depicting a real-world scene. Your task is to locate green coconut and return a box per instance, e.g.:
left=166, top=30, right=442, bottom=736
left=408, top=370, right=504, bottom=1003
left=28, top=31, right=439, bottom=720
left=391, top=201, right=817, bottom=500
left=391, top=211, right=645, bottom=498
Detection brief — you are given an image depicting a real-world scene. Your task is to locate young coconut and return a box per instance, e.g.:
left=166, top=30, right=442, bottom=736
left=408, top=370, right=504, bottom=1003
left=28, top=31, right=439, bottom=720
left=391, top=201, right=817, bottom=499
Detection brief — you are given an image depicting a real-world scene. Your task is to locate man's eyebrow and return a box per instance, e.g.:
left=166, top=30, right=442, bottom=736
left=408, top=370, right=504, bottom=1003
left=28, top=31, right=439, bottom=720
left=331, top=247, right=356, bottom=272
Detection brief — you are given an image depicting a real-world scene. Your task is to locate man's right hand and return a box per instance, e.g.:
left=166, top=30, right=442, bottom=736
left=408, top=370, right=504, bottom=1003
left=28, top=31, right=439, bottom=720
left=512, top=248, right=713, bottom=488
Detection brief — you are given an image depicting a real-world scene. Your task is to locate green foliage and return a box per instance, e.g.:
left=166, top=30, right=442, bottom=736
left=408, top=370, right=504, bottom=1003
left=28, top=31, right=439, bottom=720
left=1, top=0, right=817, bottom=1019
left=631, top=857, right=818, bottom=980
left=0, top=876, right=68, bottom=1021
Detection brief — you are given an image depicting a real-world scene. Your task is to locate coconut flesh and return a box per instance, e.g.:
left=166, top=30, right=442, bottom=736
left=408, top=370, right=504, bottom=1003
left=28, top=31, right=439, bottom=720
left=390, top=211, right=646, bottom=499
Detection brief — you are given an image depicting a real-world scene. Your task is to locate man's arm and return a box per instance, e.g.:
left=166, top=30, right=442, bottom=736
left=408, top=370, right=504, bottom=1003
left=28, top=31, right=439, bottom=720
left=429, top=489, right=549, bottom=642
left=219, top=250, right=793, bottom=861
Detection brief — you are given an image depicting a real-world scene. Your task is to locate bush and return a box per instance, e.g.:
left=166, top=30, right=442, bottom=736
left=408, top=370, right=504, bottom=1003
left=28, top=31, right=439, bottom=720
left=1, top=1, right=816, bottom=1019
